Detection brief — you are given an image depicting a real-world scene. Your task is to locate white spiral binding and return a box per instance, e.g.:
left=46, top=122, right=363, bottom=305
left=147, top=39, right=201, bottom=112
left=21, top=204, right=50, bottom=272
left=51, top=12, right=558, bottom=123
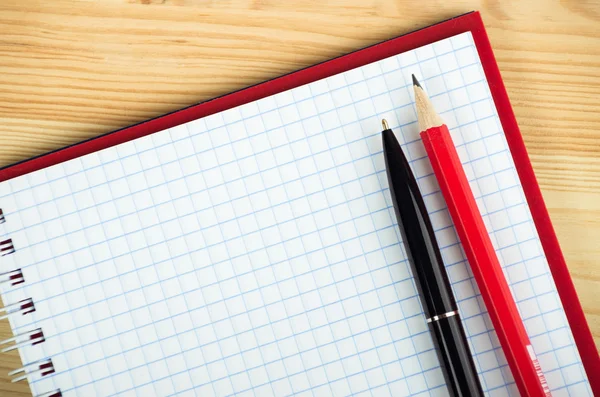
left=8, top=357, right=55, bottom=383
left=0, top=298, right=34, bottom=321
left=0, top=268, right=24, bottom=286
left=0, top=328, right=45, bottom=353
left=0, top=208, right=60, bottom=397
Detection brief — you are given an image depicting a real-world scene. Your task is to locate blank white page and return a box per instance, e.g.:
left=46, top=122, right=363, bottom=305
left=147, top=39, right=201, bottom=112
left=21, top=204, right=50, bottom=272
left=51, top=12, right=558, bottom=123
left=0, top=31, right=591, bottom=397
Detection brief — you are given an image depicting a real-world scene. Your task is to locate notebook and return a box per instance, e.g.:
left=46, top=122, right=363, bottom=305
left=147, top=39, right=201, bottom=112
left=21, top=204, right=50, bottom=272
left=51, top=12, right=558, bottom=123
left=0, top=12, right=596, bottom=397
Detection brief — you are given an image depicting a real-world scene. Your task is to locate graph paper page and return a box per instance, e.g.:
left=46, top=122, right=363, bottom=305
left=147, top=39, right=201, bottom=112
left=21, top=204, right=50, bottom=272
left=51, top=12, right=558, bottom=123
left=0, top=32, right=591, bottom=397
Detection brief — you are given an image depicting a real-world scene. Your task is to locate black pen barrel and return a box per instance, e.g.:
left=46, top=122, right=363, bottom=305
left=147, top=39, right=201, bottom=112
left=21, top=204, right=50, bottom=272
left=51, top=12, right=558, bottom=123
left=382, top=128, right=484, bottom=397
left=382, top=128, right=456, bottom=317
left=430, top=315, right=484, bottom=397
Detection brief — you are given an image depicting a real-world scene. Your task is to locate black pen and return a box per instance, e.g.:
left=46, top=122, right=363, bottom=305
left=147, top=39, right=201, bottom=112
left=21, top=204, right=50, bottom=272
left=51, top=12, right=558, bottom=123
left=382, top=119, right=484, bottom=397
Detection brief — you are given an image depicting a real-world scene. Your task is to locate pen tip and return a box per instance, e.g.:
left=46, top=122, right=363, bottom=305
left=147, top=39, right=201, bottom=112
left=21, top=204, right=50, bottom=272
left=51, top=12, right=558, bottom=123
left=412, top=74, right=421, bottom=88
left=381, top=119, right=389, bottom=130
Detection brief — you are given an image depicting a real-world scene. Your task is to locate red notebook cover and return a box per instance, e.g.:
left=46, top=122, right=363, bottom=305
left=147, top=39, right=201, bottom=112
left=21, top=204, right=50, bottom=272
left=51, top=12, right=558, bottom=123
left=1, top=11, right=597, bottom=394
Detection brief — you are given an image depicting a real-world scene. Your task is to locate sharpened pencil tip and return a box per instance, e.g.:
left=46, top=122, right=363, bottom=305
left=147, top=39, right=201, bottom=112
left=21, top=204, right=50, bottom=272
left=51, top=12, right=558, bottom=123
left=382, top=119, right=389, bottom=130
left=412, top=74, right=421, bottom=88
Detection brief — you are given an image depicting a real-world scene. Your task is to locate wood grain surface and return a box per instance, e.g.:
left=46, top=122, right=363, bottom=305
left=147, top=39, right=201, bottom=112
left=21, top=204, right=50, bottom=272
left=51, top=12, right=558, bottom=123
left=1, top=1, right=599, bottom=395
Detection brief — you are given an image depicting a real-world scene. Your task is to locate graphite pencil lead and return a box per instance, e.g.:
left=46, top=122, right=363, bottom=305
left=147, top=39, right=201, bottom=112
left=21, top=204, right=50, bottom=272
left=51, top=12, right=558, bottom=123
left=412, top=74, right=422, bottom=88
left=413, top=75, right=444, bottom=131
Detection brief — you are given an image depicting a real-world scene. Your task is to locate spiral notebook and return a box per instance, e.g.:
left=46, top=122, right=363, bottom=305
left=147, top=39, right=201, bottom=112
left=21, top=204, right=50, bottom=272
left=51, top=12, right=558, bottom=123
left=0, top=12, right=596, bottom=397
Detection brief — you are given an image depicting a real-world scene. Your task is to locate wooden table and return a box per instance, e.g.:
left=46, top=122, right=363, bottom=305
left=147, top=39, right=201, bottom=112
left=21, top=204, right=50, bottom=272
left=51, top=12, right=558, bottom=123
left=1, top=1, right=598, bottom=395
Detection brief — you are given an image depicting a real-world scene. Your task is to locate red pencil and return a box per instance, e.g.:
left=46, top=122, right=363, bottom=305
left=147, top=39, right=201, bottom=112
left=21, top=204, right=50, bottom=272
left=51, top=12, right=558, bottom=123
left=412, top=75, right=551, bottom=397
